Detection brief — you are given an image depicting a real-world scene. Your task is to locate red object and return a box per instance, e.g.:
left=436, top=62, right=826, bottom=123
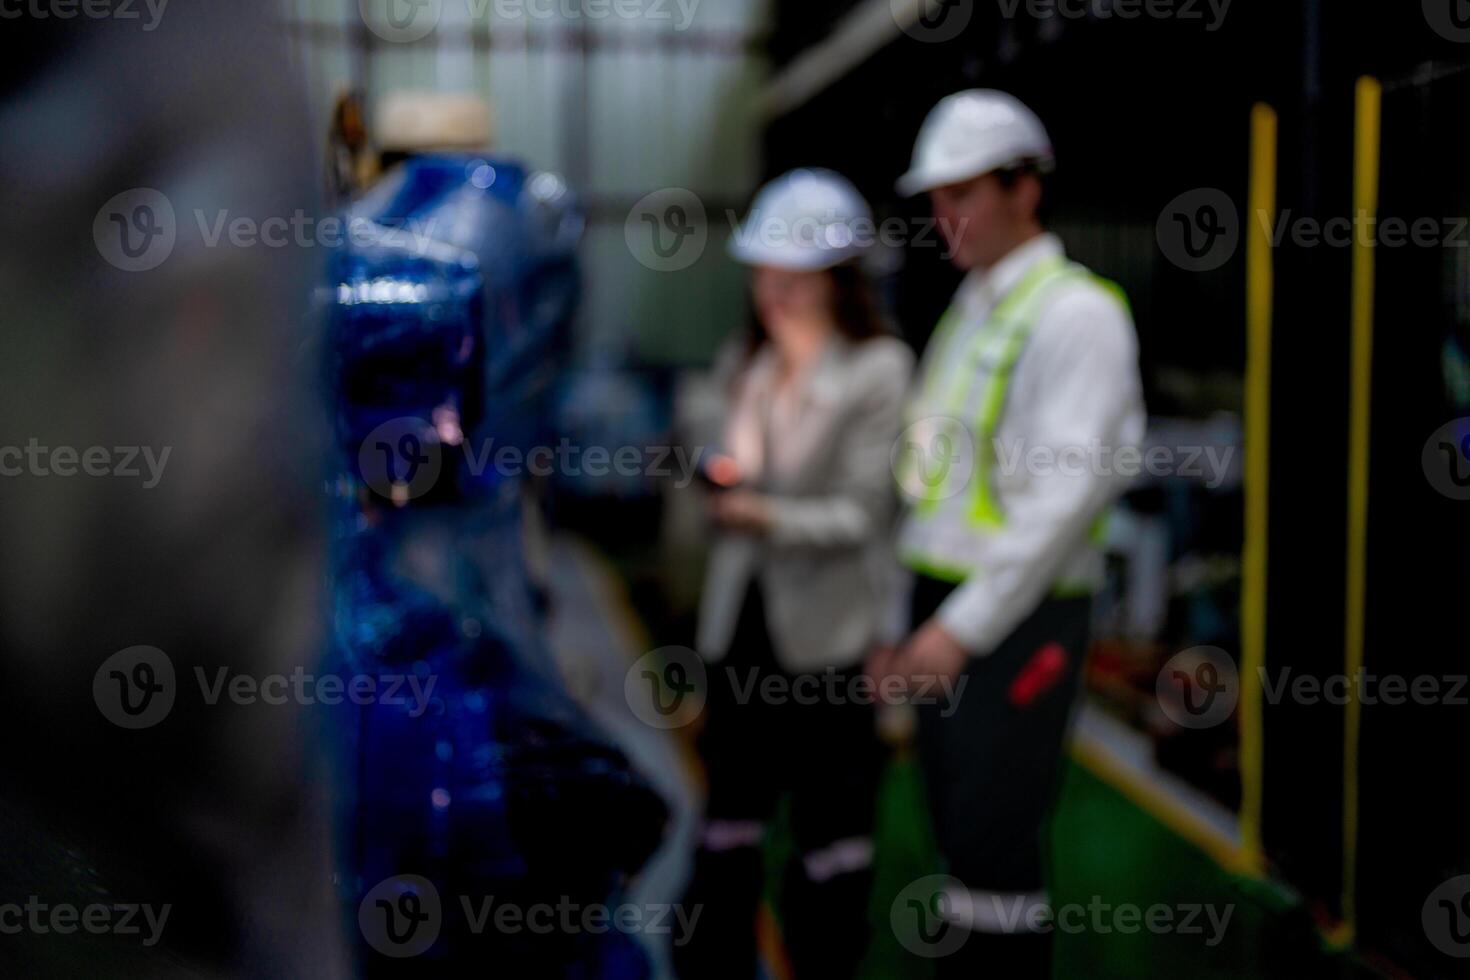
left=703, top=453, right=743, bottom=489
left=1008, top=642, right=1070, bottom=708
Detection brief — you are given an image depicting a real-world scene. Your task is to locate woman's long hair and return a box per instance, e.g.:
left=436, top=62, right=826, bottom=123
left=742, top=260, right=889, bottom=360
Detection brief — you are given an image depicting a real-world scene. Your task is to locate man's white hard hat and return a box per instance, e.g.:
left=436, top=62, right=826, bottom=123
left=897, top=89, right=1054, bottom=197
left=728, top=168, right=874, bottom=271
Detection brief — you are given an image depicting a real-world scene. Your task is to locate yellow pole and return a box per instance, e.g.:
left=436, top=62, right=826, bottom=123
left=1342, top=74, right=1381, bottom=941
left=1239, top=101, right=1277, bottom=879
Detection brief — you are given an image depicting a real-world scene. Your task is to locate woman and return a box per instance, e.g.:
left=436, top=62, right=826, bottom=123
left=676, top=169, right=914, bottom=979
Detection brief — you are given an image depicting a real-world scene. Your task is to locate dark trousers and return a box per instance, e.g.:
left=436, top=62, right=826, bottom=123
left=911, top=575, right=1091, bottom=980
left=675, top=585, right=884, bottom=979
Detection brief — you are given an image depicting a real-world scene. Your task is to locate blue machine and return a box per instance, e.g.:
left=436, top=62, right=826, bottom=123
left=336, top=156, right=582, bottom=470
left=324, top=154, right=665, bottom=976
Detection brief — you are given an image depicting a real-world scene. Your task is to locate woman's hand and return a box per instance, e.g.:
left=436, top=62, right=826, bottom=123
left=707, top=489, right=773, bottom=534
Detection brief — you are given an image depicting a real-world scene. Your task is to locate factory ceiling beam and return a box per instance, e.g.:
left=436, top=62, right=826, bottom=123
left=760, top=0, right=932, bottom=118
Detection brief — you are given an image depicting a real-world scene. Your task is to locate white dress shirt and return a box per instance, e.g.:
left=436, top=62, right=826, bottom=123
left=899, top=233, right=1147, bottom=655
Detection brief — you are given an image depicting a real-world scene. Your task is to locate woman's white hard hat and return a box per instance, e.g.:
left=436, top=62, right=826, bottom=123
left=728, top=168, right=874, bottom=271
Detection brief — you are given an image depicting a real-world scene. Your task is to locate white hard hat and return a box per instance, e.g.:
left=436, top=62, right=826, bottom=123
left=728, top=168, right=873, bottom=271
left=377, top=91, right=495, bottom=153
left=897, top=89, right=1054, bottom=197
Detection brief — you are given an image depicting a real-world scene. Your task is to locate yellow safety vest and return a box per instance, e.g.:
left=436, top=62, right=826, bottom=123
left=898, top=254, right=1128, bottom=585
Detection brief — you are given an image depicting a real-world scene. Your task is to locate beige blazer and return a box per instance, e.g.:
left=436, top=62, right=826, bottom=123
left=696, top=334, right=915, bottom=673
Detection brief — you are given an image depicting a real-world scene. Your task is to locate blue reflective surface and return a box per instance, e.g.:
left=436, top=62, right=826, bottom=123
left=323, top=155, right=663, bottom=976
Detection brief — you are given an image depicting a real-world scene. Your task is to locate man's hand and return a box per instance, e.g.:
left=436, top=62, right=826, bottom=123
left=863, top=643, right=899, bottom=681
left=893, top=618, right=968, bottom=684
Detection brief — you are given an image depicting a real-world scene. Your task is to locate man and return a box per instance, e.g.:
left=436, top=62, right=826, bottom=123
left=878, top=89, right=1146, bottom=977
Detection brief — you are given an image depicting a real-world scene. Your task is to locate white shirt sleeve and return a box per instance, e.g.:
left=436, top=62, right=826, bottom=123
left=933, top=283, right=1146, bottom=654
